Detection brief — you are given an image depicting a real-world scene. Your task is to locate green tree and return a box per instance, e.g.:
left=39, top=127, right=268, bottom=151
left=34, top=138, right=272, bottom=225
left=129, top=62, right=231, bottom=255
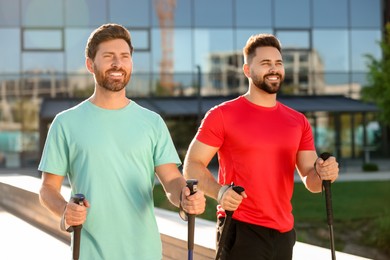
left=361, top=23, right=390, bottom=126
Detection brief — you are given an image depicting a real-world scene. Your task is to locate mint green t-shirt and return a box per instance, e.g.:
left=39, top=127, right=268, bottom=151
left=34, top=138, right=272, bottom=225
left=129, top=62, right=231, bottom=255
left=38, top=100, right=181, bottom=260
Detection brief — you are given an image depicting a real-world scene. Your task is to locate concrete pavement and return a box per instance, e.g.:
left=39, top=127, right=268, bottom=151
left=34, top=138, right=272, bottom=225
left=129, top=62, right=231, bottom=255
left=0, top=206, right=70, bottom=260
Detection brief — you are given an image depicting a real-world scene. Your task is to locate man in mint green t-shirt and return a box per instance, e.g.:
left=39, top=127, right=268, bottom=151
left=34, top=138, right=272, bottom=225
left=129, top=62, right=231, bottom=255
left=38, top=23, right=205, bottom=260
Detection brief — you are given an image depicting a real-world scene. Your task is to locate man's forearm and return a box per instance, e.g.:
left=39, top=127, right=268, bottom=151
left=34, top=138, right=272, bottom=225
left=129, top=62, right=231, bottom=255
left=304, top=168, right=323, bottom=193
left=165, top=176, right=187, bottom=208
left=39, top=185, right=67, bottom=218
left=183, top=161, right=221, bottom=200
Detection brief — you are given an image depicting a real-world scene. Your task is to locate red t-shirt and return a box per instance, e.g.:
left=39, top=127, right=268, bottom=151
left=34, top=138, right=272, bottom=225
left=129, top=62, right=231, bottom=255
left=196, top=96, right=315, bottom=232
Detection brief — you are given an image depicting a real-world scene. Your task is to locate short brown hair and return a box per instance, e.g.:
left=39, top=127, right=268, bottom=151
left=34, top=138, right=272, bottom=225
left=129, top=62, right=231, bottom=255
left=85, top=23, right=134, bottom=60
left=243, top=34, right=282, bottom=64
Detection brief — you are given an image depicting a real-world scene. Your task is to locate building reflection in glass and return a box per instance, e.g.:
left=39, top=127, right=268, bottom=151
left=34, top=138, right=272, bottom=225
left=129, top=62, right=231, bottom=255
left=0, top=0, right=384, bottom=168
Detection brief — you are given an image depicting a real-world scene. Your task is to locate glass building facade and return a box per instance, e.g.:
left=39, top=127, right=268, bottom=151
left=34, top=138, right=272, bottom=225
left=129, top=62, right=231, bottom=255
left=0, top=0, right=385, bottom=168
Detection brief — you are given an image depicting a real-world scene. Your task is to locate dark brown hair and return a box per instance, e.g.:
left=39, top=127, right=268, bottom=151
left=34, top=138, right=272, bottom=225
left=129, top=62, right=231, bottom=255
left=85, top=23, right=134, bottom=60
left=243, top=34, right=282, bottom=63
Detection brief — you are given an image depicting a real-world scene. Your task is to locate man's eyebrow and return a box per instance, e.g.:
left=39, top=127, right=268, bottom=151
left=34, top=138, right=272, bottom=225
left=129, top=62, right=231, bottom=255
left=101, top=51, right=131, bottom=55
left=260, top=59, right=272, bottom=62
left=259, top=59, right=283, bottom=62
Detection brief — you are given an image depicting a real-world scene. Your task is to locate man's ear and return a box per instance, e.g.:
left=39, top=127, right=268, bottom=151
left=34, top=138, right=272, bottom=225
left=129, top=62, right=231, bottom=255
left=243, top=63, right=250, bottom=78
left=86, top=58, right=94, bottom=73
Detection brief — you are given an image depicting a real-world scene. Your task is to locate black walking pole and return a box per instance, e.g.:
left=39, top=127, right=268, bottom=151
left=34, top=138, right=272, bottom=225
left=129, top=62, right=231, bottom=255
left=71, top=193, right=85, bottom=260
left=215, top=184, right=245, bottom=260
left=186, top=179, right=198, bottom=260
left=320, top=152, right=336, bottom=260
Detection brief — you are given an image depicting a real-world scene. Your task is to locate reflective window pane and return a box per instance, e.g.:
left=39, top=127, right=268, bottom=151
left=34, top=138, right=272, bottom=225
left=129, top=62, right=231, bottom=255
left=68, top=74, right=94, bottom=98
left=324, top=73, right=349, bottom=86
left=172, top=30, right=193, bottom=72
left=65, top=28, right=92, bottom=73
left=173, top=73, right=194, bottom=95
left=152, top=29, right=162, bottom=72
left=351, top=30, right=381, bottom=72
left=194, top=29, right=235, bottom=95
left=282, top=49, right=311, bottom=93
left=22, top=73, right=68, bottom=99
left=22, top=52, right=65, bottom=73
left=132, top=52, right=151, bottom=73
left=350, top=0, right=381, bottom=28
left=22, top=0, right=63, bottom=27
left=150, top=72, right=195, bottom=96
left=276, top=31, right=310, bottom=49
left=313, top=0, right=348, bottom=28
left=0, top=29, right=21, bottom=73
left=65, top=0, right=106, bottom=26
left=313, top=30, right=349, bottom=72
left=109, top=0, right=150, bottom=27
left=235, top=0, right=272, bottom=27
left=152, top=0, right=191, bottom=27
left=274, top=0, right=310, bottom=28
left=321, top=73, right=362, bottom=99
left=173, top=30, right=194, bottom=72
left=194, top=29, right=234, bottom=73
left=23, top=29, right=63, bottom=50
left=152, top=29, right=192, bottom=73
left=194, top=0, right=233, bottom=27
left=276, top=33, right=312, bottom=95
left=130, top=72, right=152, bottom=96
left=0, top=0, right=20, bottom=26
left=131, top=30, right=150, bottom=51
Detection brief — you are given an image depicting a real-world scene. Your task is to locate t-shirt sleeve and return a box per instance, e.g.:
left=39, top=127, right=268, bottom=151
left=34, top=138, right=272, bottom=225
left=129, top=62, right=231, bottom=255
left=38, top=115, right=69, bottom=176
left=195, top=106, right=224, bottom=148
left=153, top=116, right=181, bottom=167
left=298, top=115, right=315, bottom=151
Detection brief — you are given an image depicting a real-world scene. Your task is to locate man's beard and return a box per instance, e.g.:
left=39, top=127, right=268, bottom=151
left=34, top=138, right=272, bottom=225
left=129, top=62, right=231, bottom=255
left=252, top=73, right=283, bottom=94
left=94, top=65, right=130, bottom=92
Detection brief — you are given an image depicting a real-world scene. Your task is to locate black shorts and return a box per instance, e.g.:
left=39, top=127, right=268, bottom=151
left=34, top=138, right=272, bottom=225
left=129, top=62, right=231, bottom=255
left=216, top=218, right=296, bottom=260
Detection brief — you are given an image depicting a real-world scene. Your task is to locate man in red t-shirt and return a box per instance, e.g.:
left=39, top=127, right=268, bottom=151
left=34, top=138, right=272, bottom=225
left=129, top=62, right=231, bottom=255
left=183, top=34, right=339, bottom=260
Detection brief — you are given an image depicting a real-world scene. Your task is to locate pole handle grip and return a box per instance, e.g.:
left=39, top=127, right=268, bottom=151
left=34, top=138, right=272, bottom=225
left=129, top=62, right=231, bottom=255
left=71, top=194, right=85, bottom=229
left=225, top=185, right=245, bottom=217
left=72, top=193, right=85, bottom=206
left=186, top=179, right=198, bottom=195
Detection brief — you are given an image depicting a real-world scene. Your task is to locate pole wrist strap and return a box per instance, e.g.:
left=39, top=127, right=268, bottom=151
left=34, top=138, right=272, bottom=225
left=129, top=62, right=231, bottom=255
left=217, top=185, right=231, bottom=204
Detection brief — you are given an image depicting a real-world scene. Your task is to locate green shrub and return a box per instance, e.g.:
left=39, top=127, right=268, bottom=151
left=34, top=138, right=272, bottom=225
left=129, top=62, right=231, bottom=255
left=362, top=163, right=379, bottom=172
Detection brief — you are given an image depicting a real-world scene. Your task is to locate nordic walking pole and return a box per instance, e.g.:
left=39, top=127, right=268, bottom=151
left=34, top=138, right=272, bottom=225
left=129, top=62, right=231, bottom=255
left=215, top=184, right=245, bottom=260
left=71, top=194, right=85, bottom=260
left=320, top=152, right=336, bottom=260
left=186, top=179, right=198, bottom=260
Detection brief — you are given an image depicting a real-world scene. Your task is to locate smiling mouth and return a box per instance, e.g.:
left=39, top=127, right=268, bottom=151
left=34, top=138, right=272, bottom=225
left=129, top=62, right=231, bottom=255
left=110, top=71, right=123, bottom=75
left=265, top=74, right=280, bottom=82
left=107, top=71, right=125, bottom=79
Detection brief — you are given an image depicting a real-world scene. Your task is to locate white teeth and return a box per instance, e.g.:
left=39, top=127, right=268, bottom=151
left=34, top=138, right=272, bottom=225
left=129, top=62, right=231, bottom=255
left=110, top=72, right=122, bottom=76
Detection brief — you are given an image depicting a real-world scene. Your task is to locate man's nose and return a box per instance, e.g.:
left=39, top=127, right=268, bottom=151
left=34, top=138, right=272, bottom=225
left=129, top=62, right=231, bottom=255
left=111, top=57, right=121, bottom=68
left=269, top=65, right=276, bottom=73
